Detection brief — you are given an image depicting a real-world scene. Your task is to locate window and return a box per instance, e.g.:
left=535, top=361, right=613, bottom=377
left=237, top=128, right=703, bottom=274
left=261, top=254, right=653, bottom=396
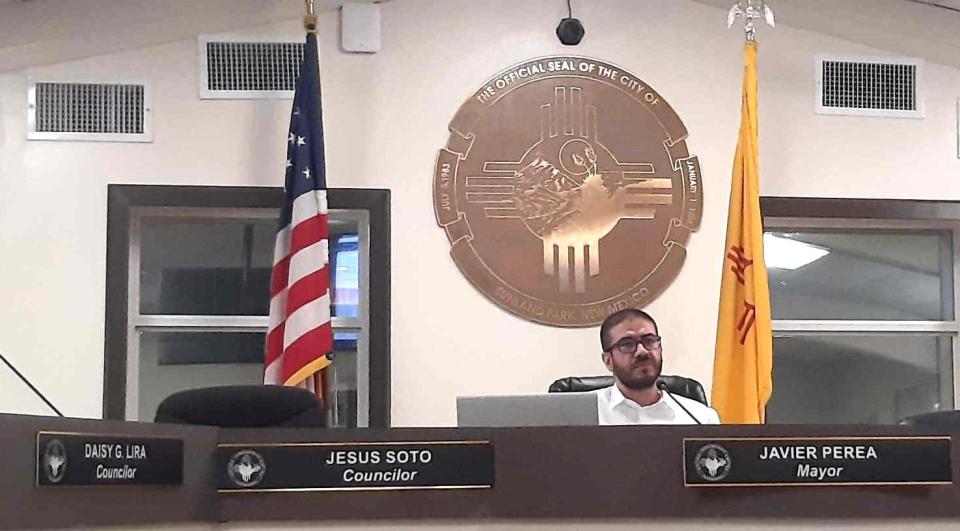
left=104, top=185, right=390, bottom=427
left=762, top=198, right=959, bottom=425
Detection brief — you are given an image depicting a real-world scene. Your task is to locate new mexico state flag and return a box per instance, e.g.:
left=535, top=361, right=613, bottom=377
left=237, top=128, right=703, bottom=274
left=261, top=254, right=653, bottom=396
left=711, top=41, right=773, bottom=424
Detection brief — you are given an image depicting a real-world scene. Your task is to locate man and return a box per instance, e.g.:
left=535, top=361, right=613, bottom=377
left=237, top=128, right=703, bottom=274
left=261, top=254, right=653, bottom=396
left=595, top=308, right=720, bottom=425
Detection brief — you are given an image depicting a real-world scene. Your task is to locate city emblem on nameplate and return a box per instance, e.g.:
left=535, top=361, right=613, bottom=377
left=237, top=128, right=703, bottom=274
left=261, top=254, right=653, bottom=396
left=694, top=443, right=732, bottom=481
left=434, top=56, right=703, bottom=326
left=227, top=449, right=267, bottom=488
left=42, top=438, right=68, bottom=483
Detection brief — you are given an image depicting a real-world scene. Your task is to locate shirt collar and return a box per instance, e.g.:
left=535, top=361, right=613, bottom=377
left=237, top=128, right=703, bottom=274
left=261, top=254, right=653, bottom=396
left=609, top=382, right=665, bottom=410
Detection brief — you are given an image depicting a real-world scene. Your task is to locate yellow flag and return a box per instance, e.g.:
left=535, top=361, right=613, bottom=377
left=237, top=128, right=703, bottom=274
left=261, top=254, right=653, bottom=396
left=711, top=42, right=773, bottom=424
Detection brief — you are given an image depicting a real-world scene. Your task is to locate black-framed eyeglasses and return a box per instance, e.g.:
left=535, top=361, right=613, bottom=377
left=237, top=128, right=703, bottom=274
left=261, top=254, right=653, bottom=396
left=606, top=334, right=662, bottom=355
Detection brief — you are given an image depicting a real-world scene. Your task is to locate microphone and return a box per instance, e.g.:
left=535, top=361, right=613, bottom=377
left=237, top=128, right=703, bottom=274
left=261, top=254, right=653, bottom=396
left=656, top=380, right=701, bottom=425
left=0, top=349, right=64, bottom=417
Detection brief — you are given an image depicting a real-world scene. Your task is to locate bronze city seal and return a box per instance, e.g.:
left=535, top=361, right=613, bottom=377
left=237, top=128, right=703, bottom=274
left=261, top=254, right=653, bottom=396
left=434, top=56, right=702, bottom=327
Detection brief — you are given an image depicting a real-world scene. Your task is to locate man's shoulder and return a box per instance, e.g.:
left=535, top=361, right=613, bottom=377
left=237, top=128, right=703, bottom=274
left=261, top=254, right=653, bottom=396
left=590, top=385, right=613, bottom=407
left=673, top=395, right=721, bottom=424
left=591, top=385, right=615, bottom=400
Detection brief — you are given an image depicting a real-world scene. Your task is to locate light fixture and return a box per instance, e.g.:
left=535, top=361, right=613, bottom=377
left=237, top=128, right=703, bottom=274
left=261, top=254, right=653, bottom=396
left=763, top=233, right=830, bottom=270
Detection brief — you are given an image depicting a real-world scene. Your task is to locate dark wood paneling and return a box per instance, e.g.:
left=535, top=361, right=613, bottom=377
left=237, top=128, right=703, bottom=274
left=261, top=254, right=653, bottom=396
left=365, top=189, right=391, bottom=428
left=4, top=415, right=960, bottom=527
left=0, top=414, right=217, bottom=529
left=103, top=186, right=131, bottom=421
left=762, top=197, right=960, bottom=221
left=218, top=424, right=960, bottom=521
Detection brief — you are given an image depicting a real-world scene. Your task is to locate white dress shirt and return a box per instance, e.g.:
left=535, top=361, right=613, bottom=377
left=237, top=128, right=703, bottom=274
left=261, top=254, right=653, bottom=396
left=593, top=384, right=721, bottom=425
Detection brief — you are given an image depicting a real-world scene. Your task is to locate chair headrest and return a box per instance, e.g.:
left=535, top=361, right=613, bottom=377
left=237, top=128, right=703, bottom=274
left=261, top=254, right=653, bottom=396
left=155, top=385, right=325, bottom=428
left=548, top=374, right=709, bottom=405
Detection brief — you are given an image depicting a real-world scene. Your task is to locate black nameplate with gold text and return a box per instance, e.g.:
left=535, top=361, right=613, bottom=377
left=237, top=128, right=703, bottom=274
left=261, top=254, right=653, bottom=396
left=36, top=432, right=183, bottom=487
left=684, top=437, right=952, bottom=487
left=217, top=440, right=494, bottom=492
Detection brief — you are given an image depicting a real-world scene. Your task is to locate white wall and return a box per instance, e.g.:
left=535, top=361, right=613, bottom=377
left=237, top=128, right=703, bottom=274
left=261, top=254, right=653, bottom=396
left=2, top=0, right=960, bottom=425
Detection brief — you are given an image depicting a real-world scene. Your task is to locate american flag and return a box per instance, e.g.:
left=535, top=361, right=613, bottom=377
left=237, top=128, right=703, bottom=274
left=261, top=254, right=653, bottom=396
left=264, top=33, right=332, bottom=390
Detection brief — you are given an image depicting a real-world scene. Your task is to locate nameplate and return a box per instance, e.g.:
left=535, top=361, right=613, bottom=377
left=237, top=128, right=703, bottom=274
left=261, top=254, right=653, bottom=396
left=683, top=437, right=952, bottom=487
left=36, top=432, right=183, bottom=487
left=217, top=440, right=494, bottom=492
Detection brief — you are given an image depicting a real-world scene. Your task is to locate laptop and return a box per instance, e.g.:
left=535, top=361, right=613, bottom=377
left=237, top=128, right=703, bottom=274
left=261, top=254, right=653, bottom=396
left=456, top=392, right=599, bottom=427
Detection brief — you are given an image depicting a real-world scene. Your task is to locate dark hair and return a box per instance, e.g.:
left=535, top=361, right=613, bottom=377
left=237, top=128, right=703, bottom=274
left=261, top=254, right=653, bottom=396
left=600, top=308, right=658, bottom=351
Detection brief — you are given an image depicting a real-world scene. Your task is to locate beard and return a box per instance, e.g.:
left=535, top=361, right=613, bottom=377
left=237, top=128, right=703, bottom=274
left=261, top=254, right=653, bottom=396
left=612, top=357, right=662, bottom=390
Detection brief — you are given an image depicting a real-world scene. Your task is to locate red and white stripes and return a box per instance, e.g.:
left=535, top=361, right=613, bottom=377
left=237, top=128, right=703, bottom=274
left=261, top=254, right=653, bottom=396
left=264, top=189, right=333, bottom=387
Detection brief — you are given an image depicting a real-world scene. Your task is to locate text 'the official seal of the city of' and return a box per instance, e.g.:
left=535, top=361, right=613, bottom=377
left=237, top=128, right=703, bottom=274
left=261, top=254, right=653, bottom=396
left=434, top=56, right=703, bottom=326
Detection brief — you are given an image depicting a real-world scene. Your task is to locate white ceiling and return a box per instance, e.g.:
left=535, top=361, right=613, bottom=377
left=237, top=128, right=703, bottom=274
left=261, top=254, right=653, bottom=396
left=4, top=1, right=960, bottom=72
left=0, top=0, right=378, bottom=73
left=691, top=0, right=960, bottom=70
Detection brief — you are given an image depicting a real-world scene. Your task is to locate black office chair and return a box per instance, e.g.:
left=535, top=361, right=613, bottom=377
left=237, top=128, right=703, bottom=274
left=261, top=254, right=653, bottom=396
left=899, top=411, right=960, bottom=432
left=548, top=375, right=708, bottom=405
left=155, top=385, right=326, bottom=428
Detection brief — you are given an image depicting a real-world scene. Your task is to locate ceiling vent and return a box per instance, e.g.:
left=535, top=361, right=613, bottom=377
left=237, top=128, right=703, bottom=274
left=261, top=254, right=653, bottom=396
left=816, top=55, right=923, bottom=118
left=199, top=36, right=304, bottom=99
left=27, top=80, right=152, bottom=142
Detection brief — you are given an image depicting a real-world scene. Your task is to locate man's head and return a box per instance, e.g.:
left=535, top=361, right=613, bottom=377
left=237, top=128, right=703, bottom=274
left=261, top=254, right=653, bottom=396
left=599, top=308, right=662, bottom=390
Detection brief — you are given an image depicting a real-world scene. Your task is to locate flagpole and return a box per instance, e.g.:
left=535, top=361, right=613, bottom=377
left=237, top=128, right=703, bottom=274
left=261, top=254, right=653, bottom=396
left=302, top=0, right=330, bottom=375
left=726, top=0, right=774, bottom=43
left=304, top=0, right=317, bottom=32
left=711, top=1, right=775, bottom=424
left=302, top=0, right=331, bottom=409
left=263, top=0, right=333, bottom=405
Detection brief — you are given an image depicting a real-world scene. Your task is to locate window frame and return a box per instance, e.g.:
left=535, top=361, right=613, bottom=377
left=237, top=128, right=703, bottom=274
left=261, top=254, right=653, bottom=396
left=761, top=197, right=960, bottom=413
left=104, top=184, right=391, bottom=427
